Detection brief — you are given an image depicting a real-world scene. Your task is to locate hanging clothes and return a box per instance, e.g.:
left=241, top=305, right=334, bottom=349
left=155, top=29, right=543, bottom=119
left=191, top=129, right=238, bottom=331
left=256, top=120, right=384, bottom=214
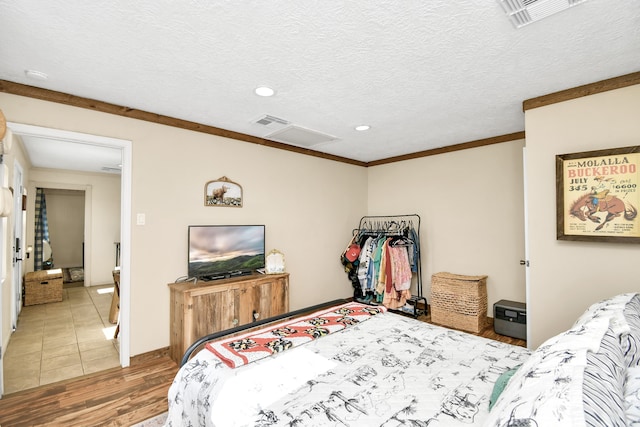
left=408, top=227, right=420, bottom=273
left=389, top=245, right=412, bottom=291
left=341, top=214, right=424, bottom=312
left=356, top=236, right=375, bottom=291
left=371, top=236, right=387, bottom=290
left=340, top=234, right=361, bottom=291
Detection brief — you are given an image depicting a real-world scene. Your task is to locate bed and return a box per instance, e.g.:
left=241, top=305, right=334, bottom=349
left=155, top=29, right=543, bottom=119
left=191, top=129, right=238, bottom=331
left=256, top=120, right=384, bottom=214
left=165, top=293, right=640, bottom=426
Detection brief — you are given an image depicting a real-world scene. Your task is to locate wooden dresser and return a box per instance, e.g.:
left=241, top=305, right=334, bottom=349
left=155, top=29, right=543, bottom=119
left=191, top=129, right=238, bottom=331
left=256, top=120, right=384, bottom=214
left=168, top=273, right=289, bottom=364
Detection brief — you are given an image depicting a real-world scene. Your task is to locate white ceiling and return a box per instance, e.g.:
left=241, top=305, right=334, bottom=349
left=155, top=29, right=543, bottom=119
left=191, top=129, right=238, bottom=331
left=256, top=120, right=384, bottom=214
left=19, top=135, right=123, bottom=175
left=1, top=0, right=639, bottom=165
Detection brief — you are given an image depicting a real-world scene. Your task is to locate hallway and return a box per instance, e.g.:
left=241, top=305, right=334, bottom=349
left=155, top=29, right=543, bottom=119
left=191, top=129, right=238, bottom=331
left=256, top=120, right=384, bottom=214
left=3, top=284, right=120, bottom=394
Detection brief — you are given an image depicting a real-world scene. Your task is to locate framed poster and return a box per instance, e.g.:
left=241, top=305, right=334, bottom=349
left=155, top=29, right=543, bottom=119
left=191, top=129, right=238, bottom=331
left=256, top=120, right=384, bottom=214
left=556, top=146, right=640, bottom=243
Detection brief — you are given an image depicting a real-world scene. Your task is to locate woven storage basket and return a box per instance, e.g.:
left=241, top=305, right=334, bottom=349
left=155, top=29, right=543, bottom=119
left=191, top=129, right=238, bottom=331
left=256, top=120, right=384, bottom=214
left=24, top=269, right=63, bottom=306
left=431, top=272, right=488, bottom=333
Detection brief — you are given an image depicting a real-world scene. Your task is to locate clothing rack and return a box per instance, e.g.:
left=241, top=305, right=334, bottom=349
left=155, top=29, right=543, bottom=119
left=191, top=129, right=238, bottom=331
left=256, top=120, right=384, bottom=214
left=353, top=214, right=426, bottom=317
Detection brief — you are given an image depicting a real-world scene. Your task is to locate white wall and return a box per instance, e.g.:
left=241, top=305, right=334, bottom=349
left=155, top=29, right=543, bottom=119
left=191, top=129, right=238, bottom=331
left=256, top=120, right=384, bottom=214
left=0, top=162, right=11, bottom=357
left=0, top=92, right=368, bottom=356
left=525, top=84, right=640, bottom=348
left=0, top=128, right=30, bottom=358
left=368, top=140, right=527, bottom=311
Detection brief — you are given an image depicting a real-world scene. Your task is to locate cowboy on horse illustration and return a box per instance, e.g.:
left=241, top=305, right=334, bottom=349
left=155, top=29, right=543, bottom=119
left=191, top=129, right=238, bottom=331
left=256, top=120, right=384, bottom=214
left=570, top=176, right=637, bottom=231
left=587, top=176, right=612, bottom=212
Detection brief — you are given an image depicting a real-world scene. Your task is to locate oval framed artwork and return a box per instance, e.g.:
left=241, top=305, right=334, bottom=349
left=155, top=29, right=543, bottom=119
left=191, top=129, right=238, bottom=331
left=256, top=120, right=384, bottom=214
left=204, top=176, right=243, bottom=208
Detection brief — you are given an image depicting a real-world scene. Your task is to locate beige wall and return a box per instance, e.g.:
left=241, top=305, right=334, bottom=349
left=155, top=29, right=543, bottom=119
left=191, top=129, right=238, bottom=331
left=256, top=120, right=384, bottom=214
left=3, top=81, right=635, bottom=357
left=0, top=92, right=368, bottom=356
left=525, top=84, right=640, bottom=348
left=43, top=189, right=85, bottom=269
left=368, top=140, right=527, bottom=311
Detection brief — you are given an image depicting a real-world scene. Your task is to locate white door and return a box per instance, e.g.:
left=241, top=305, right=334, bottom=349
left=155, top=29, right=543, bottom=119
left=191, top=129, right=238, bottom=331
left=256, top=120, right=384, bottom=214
left=12, top=162, right=24, bottom=329
left=0, top=162, right=8, bottom=397
left=522, top=147, right=531, bottom=349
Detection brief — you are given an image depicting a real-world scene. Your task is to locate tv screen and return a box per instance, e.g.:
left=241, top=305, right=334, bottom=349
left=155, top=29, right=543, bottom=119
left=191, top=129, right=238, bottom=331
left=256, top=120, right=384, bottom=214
left=188, top=225, right=265, bottom=280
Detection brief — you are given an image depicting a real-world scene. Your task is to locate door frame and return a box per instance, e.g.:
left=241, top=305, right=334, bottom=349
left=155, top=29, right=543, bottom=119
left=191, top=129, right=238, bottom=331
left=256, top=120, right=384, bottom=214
left=6, top=122, right=132, bottom=367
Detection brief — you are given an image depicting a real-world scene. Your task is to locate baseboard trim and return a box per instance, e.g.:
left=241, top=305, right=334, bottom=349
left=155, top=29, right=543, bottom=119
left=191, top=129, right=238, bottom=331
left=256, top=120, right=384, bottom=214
left=130, top=347, right=172, bottom=365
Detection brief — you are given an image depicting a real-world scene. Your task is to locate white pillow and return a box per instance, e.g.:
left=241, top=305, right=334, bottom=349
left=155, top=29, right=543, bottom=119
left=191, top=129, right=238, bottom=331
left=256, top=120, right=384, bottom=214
left=483, top=348, right=588, bottom=427
left=573, top=293, right=638, bottom=337
left=625, top=366, right=640, bottom=425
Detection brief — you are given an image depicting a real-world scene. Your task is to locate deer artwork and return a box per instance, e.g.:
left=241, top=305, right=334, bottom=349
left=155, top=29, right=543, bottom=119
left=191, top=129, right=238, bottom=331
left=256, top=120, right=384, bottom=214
left=212, top=185, right=229, bottom=202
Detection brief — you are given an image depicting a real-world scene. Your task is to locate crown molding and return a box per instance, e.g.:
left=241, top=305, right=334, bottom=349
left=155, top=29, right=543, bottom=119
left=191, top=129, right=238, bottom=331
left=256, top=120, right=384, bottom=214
left=523, top=71, right=640, bottom=112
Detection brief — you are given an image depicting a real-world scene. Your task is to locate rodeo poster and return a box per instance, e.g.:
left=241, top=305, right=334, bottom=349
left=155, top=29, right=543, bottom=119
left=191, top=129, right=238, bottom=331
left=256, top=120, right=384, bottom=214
left=557, top=146, right=640, bottom=243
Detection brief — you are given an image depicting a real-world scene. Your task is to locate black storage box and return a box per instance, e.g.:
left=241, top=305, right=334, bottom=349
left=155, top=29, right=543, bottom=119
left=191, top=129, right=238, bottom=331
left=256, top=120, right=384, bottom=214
left=493, top=299, right=526, bottom=341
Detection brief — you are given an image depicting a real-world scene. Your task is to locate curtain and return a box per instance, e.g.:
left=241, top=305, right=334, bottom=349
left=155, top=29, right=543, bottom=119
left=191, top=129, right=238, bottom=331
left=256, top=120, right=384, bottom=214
left=34, top=188, right=51, bottom=270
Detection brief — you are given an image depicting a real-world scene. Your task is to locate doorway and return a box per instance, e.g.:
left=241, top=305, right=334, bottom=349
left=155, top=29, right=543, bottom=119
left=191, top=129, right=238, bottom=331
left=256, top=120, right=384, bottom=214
left=1, top=123, right=132, bottom=395
left=36, top=188, right=86, bottom=277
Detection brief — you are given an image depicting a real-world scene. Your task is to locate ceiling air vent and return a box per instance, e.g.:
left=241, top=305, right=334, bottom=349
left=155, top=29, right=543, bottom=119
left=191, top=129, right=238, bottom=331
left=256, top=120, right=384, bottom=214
left=252, top=114, right=290, bottom=129
left=266, top=125, right=338, bottom=148
left=498, top=0, right=590, bottom=28
left=101, top=166, right=122, bottom=173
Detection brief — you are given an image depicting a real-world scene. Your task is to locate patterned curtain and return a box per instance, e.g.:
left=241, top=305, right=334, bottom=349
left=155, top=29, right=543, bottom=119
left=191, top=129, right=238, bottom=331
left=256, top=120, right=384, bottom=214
left=34, top=188, right=51, bottom=270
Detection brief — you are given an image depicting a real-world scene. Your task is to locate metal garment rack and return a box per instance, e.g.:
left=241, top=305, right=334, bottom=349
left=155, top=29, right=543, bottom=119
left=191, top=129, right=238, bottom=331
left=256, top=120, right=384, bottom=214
left=356, top=214, right=427, bottom=317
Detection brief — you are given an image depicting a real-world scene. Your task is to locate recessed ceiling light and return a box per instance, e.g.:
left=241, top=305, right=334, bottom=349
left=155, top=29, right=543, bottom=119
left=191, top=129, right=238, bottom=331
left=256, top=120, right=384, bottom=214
left=255, top=86, right=275, bottom=97
left=25, top=69, right=49, bottom=81
left=355, top=125, right=370, bottom=131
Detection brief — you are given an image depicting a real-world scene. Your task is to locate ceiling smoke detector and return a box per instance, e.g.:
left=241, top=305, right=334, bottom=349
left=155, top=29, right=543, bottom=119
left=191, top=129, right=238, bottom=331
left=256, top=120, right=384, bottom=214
left=498, top=0, right=590, bottom=28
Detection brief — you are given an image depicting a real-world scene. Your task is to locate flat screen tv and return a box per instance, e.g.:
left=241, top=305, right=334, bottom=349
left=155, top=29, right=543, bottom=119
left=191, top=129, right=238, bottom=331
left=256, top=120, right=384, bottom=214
left=188, top=225, right=265, bottom=280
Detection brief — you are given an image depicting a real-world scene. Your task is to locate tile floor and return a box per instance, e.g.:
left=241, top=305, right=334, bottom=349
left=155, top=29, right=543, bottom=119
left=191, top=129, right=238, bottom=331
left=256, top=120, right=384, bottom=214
left=3, top=284, right=120, bottom=394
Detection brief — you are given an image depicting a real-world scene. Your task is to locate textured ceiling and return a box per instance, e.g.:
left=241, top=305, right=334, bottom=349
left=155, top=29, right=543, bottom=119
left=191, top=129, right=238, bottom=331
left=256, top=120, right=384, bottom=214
left=1, top=0, right=639, bottom=165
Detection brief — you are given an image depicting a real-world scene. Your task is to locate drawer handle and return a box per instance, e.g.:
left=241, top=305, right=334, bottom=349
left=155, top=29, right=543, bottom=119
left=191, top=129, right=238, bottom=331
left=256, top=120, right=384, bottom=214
left=232, top=319, right=239, bottom=326
left=253, top=311, right=260, bottom=321
left=40, top=281, right=49, bottom=285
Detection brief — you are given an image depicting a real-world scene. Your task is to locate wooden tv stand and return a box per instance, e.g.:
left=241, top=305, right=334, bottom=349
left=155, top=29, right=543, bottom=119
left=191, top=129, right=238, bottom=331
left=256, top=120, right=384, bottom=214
left=168, top=273, right=289, bottom=364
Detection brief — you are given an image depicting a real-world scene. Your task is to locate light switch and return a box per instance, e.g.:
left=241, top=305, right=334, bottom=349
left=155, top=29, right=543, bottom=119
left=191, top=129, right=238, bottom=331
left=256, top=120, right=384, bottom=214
left=136, top=213, right=146, bottom=225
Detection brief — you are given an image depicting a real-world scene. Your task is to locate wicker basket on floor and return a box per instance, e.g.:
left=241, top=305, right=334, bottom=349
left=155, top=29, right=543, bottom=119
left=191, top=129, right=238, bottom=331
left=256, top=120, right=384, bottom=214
left=24, top=269, right=63, bottom=306
left=430, top=272, right=488, bottom=333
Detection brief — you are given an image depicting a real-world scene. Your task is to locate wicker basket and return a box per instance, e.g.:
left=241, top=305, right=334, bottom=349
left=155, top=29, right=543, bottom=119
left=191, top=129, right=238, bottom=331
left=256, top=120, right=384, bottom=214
left=24, top=269, right=63, bottom=306
left=430, top=272, right=488, bottom=333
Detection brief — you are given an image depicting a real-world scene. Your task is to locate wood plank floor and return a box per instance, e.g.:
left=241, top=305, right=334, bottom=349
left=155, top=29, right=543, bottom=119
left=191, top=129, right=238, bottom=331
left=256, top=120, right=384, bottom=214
left=0, top=348, right=179, bottom=427
left=421, top=311, right=527, bottom=347
left=0, top=310, right=526, bottom=427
